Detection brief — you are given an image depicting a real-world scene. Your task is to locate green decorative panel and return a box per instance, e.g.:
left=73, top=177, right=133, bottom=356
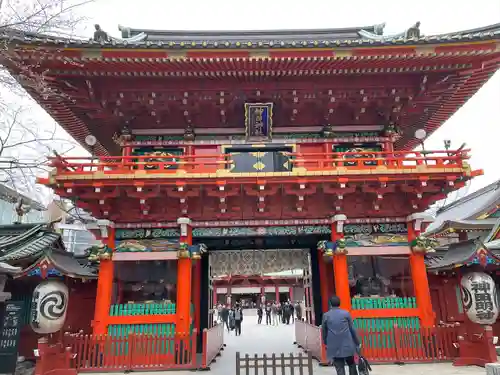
left=354, top=317, right=420, bottom=331
left=134, top=135, right=184, bottom=142
left=115, top=228, right=180, bottom=240
left=354, top=317, right=421, bottom=351
left=274, top=133, right=322, bottom=139
left=333, top=143, right=382, bottom=166
left=108, top=323, right=176, bottom=337
left=192, top=225, right=331, bottom=237
left=351, top=297, right=417, bottom=310
left=131, top=146, right=183, bottom=170
left=455, top=285, right=464, bottom=314
left=109, top=303, right=176, bottom=316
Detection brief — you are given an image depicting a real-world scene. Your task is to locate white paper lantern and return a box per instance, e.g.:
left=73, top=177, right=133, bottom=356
left=30, top=281, right=69, bottom=334
left=460, top=272, right=499, bottom=325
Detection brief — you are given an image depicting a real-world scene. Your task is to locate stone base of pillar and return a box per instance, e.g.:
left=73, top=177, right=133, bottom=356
left=453, top=326, right=498, bottom=367
left=486, top=363, right=500, bottom=375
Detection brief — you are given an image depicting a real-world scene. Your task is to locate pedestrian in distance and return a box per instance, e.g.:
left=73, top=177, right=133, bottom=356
left=321, top=296, right=360, bottom=375
left=271, top=302, right=279, bottom=326
left=220, top=305, right=230, bottom=332
left=265, top=303, right=272, bottom=325
left=257, top=305, right=263, bottom=324
left=234, top=303, right=244, bottom=336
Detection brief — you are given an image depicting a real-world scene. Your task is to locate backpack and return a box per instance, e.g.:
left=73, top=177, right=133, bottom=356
left=234, top=308, right=241, bottom=320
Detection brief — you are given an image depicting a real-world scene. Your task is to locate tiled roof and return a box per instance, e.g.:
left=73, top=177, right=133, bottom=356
left=0, top=222, right=97, bottom=278
left=3, top=23, right=500, bottom=49
left=0, top=183, right=45, bottom=211
left=426, top=180, right=500, bottom=234
left=0, top=223, right=62, bottom=262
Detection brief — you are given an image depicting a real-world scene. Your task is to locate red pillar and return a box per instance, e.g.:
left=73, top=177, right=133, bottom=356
left=318, top=249, right=329, bottom=313
left=407, top=214, right=434, bottom=327
left=192, top=260, right=201, bottom=333
left=213, top=286, right=218, bottom=306
left=332, top=215, right=351, bottom=311
left=176, top=218, right=192, bottom=335
left=289, top=286, right=294, bottom=302
left=275, top=285, right=279, bottom=302
left=92, top=225, right=115, bottom=335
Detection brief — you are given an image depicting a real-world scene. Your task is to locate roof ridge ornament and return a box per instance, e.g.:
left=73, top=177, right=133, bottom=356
left=358, top=22, right=422, bottom=41
left=92, top=24, right=147, bottom=43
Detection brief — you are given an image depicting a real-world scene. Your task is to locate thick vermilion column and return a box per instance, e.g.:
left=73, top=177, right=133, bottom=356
left=176, top=218, right=193, bottom=335
left=275, top=285, right=279, bottom=302
left=407, top=214, right=434, bottom=327
left=318, top=249, right=329, bottom=313
left=93, top=226, right=115, bottom=335
left=332, top=215, right=351, bottom=311
left=192, top=260, right=201, bottom=333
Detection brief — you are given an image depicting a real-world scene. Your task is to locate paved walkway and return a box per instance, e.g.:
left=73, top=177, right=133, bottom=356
left=88, top=310, right=485, bottom=374
left=206, top=313, right=483, bottom=374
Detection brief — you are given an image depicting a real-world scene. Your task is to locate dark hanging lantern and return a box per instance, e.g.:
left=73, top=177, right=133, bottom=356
left=120, top=125, right=132, bottom=142
left=322, top=123, right=336, bottom=138
left=184, top=124, right=195, bottom=141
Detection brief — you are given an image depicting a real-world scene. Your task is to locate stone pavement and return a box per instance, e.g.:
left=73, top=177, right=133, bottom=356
left=88, top=310, right=485, bottom=374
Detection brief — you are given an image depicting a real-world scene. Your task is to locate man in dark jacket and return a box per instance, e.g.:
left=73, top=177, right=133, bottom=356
left=257, top=305, right=263, bottom=324
left=220, top=305, right=230, bottom=332
left=321, top=296, right=360, bottom=375
left=265, top=303, right=272, bottom=325
left=233, top=303, right=244, bottom=336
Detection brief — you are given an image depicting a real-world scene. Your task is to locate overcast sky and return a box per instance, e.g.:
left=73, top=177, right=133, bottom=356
left=16, top=0, right=500, bottom=203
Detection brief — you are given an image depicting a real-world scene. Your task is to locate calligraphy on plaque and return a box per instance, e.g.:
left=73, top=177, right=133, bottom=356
left=244, top=103, right=273, bottom=140
left=0, top=301, right=24, bottom=374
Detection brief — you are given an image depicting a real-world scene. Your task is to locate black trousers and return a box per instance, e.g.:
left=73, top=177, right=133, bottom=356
left=235, top=320, right=242, bottom=335
left=257, top=315, right=262, bottom=324
left=265, top=314, right=271, bottom=324
left=333, top=356, right=357, bottom=375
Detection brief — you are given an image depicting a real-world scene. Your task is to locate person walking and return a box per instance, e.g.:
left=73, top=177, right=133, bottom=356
left=220, top=305, right=230, bottom=332
left=265, top=303, right=272, bottom=325
left=257, top=305, right=263, bottom=324
left=321, top=296, right=360, bottom=375
left=271, top=302, right=279, bottom=326
left=295, top=302, right=302, bottom=321
left=283, top=302, right=291, bottom=324
left=234, top=304, right=244, bottom=336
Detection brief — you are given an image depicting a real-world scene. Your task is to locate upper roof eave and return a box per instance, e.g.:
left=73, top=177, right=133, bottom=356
left=118, top=24, right=378, bottom=39
left=4, top=23, right=500, bottom=50
left=425, top=219, right=498, bottom=237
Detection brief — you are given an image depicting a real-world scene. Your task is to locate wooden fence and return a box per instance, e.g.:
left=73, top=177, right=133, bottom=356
left=294, top=320, right=460, bottom=364
left=201, top=323, right=225, bottom=369
left=62, top=331, right=197, bottom=371
left=236, top=352, right=314, bottom=375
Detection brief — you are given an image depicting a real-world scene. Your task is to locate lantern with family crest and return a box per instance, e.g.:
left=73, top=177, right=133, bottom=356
left=460, top=272, right=499, bottom=325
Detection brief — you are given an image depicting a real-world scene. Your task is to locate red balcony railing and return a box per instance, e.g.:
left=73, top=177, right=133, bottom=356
left=46, top=149, right=470, bottom=178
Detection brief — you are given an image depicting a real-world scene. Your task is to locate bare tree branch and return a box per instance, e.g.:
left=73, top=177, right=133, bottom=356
left=0, top=0, right=94, bottom=202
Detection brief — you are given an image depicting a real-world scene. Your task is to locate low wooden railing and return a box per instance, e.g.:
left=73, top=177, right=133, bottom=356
left=47, top=149, right=470, bottom=177
left=294, top=321, right=459, bottom=364
left=63, top=331, right=197, bottom=372
left=201, top=323, right=225, bottom=369
left=358, top=326, right=460, bottom=363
